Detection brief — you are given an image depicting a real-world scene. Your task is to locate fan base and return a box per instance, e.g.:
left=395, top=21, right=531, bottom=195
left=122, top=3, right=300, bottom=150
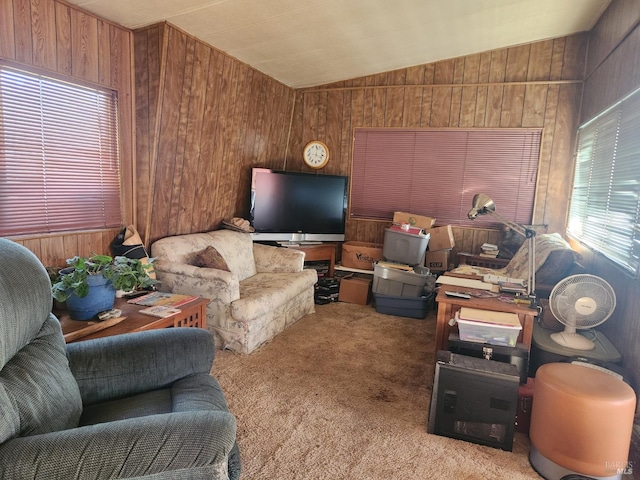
left=550, top=331, right=595, bottom=351
left=530, top=445, right=623, bottom=480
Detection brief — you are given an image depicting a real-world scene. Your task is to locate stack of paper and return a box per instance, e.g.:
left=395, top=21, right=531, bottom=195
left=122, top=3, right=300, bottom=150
left=458, top=307, right=521, bottom=327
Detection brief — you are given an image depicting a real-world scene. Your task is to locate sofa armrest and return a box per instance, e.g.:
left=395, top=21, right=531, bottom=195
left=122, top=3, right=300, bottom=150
left=67, top=328, right=215, bottom=406
left=154, top=261, right=240, bottom=303
left=0, top=410, right=236, bottom=479
left=253, top=243, right=304, bottom=273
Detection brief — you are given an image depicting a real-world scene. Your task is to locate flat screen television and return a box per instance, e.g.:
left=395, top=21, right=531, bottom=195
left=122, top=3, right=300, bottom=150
left=249, top=168, right=348, bottom=242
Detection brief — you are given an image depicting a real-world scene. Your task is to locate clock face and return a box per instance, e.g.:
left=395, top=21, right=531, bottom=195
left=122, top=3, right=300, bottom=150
left=303, top=141, right=329, bottom=169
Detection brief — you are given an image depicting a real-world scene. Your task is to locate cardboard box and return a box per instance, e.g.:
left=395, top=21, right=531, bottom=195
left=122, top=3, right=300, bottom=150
left=338, top=276, right=372, bottom=305
left=425, top=249, right=450, bottom=271
left=426, top=225, right=455, bottom=251
left=341, top=241, right=383, bottom=270
left=393, top=211, right=436, bottom=230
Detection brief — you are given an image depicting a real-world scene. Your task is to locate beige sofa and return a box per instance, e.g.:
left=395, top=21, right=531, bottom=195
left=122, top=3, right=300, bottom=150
left=151, top=229, right=318, bottom=354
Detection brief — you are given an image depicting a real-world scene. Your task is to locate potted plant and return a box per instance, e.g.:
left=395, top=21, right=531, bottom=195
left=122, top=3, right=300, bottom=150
left=51, top=254, right=158, bottom=321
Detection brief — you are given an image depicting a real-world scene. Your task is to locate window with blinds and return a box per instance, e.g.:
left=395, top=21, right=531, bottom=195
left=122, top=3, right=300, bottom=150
left=567, top=86, right=640, bottom=277
left=350, top=128, right=542, bottom=228
left=0, top=64, right=122, bottom=236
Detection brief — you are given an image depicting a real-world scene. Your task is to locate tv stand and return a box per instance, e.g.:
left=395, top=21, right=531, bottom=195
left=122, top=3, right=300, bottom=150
left=283, top=242, right=337, bottom=278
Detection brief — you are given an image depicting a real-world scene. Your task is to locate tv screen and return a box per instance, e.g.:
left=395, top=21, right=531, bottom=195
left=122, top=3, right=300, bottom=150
left=249, top=168, right=348, bottom=242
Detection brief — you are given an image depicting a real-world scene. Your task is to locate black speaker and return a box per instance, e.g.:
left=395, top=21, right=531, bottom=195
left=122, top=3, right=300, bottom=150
left=427, top=350, right=520, bottom=451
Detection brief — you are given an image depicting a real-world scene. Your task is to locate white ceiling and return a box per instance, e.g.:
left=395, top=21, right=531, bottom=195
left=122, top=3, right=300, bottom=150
left=67, top=0, right=611, bottom=88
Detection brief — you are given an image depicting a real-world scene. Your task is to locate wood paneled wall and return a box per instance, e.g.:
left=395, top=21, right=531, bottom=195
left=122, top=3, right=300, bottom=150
left=578, top=0, right=640, bottom=394
left=0, top=0, right=135, bottom=266
left=288, top=35, right=587, bottom=259
left=133, top=23, right=296, bottom=247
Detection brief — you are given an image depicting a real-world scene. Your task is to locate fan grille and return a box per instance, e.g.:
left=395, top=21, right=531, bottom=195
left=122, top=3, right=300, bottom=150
left=549, top=274, right=616, bottom=329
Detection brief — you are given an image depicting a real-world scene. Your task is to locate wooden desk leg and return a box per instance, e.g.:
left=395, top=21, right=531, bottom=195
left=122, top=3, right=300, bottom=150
left=328, top=249, right=335, bottom=278
left=435, top=303, right=453, bottom=352
left=519, top=313, right=534, bottom=350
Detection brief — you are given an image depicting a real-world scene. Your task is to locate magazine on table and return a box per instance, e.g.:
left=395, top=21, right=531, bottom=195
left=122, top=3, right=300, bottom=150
left=139, top=305, right=182, bottom=318
left=128, top=291, right=198, bottom=307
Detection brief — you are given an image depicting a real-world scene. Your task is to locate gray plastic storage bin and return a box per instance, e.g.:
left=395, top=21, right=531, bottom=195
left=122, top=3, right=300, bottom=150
left=382, top=229, right=430, bottom=265
left=373, top=292, right=434, bottom=319
left=372, top=263, right=430, bottom=297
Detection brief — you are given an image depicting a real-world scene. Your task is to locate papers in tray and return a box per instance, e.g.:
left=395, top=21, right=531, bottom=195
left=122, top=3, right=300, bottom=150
left=435, top=275, right=497, bottom=291
left=482, top=274, right=525, bottom=285
left=458, top=307, right=521, bottom=328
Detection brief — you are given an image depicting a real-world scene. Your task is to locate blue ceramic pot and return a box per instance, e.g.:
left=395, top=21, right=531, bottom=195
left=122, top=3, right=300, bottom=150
left=66, top=275, right=116, bottom=320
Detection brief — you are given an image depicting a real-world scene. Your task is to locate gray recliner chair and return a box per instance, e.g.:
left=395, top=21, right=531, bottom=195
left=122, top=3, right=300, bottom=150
left=0, top=238, right=241, bottom=479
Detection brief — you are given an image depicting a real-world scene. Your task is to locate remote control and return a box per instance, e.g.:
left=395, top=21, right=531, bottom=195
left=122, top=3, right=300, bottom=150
left=445, top=291, right=471, bottom=299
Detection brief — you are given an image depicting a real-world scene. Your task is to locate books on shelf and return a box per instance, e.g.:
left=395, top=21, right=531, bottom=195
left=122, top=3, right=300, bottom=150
left=498, top=281, right=527, bottom=294
left=139, top=305, right=182, bottom=318
left=480, top=242, right=499, bottom=257
left=128, top=291, right=198, bottom=307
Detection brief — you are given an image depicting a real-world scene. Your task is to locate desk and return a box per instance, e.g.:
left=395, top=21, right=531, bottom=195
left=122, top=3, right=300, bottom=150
left=435, top=285, right=537, bottom=352
left=56, top=296, right=208, bottom=342
left=286, top=243, right=337, bottom=277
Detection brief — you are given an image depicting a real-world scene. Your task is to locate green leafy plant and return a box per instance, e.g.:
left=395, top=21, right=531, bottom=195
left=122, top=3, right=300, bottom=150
left=51, top=254, right=158, bottom=302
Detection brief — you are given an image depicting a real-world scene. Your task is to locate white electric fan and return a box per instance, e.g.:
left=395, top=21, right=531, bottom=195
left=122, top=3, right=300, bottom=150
left=548, top=274, right=616, bottom=351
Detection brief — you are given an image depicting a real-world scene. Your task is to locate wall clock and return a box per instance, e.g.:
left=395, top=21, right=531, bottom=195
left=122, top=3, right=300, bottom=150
left=303, top=140, right=330, bottom=169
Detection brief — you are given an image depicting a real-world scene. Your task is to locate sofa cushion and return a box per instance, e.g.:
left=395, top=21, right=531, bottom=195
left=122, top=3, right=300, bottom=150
left=193, top=246, right=230, bottom=271
left=232, top=271, right=317, bottom=322
left=206, top=230, right=257, bottom=281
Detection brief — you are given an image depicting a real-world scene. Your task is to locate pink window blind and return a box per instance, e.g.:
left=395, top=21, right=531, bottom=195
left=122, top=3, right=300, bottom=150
left=350, top=128, right=541, bottom=227
left=0, top=65, right=122, bottom=236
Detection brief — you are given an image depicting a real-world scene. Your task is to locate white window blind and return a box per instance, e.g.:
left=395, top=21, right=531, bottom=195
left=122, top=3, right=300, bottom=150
left=567, top=86, right=640, bottom=277
left=351, top=128, right=541, bottom=227
left=0, top=64, right=122, bottom=236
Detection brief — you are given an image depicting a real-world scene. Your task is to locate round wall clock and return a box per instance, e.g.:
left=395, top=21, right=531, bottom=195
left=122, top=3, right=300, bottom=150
left=303, top=140, right=330, bottom=169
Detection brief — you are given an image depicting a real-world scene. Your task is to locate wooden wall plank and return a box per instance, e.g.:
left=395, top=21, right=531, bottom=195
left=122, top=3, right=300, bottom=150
left=70, top=9, right=99, bottom=83
left=0, top=0, right=16, bottom=59
left=13, top=0, right=33, bottom=64
left=151, top=25, right=187, bottom=242
left=96, top=19, right=110, bottom=85
left=586, top=0, right=640, bottom=78
left=582, top=25, right=640, bottom=122
left=527, top=40, right=553, bottom=81
left=505, top=44, right=530, bottom=82
left=54, top=1, right=71, bottom=75
left=500, top=85, right=525, bottom=127
left=30, top=0, right=56, bottom=70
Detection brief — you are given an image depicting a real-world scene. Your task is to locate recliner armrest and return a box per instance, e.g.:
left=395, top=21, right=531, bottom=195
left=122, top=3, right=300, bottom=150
left=67, top=328, right=215, bottom=406
left=0, top=410, right=236, bottom=479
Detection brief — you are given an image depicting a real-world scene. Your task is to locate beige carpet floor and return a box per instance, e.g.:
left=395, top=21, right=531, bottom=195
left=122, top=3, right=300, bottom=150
left=212, top=301, right=542, bottom=479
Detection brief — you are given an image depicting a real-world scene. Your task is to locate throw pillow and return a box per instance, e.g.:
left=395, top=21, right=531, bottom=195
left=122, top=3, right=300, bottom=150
left=194, top=246, right=230, bottom=271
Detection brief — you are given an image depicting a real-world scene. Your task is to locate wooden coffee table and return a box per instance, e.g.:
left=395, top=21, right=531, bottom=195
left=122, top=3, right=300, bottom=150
left=56, top=296, right=208, bottom=343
